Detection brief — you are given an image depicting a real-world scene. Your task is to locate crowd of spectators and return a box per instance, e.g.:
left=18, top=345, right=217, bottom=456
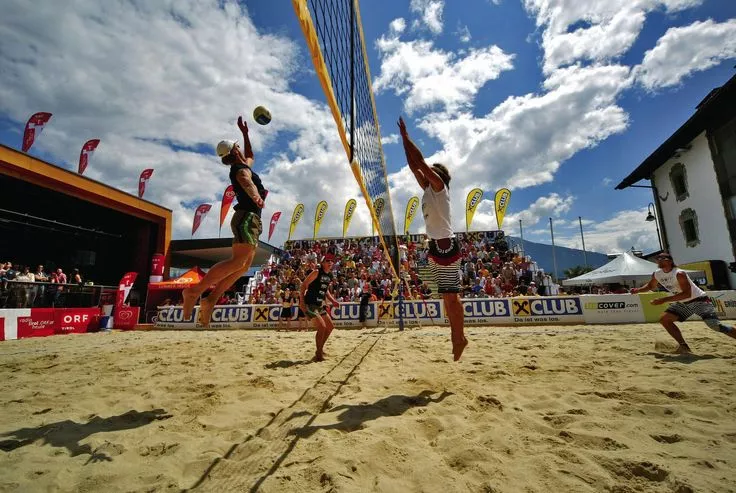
left=245, top=231, right=568, bottom=305
left=0, top=262, right=85, bottom=308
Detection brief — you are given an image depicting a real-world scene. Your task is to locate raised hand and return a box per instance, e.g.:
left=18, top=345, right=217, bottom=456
left=398, top=116, right=408, bottom=139
left=237, top=116, right=248, bottom=134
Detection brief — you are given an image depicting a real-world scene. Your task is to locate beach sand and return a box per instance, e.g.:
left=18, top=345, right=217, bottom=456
left=1, top=322, right=735, bottom=492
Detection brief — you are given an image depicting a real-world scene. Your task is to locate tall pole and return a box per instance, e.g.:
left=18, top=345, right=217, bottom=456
left=579, top=216, right=588, bottom=268
left=550, top=217, right=558, bottom=282
left=519, top=219, right=525, bottom=258
left=349, top=0, right=355, bottom=163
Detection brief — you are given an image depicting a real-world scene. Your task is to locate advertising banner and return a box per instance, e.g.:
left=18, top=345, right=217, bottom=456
left=0, top=308, right=100, bottom=340
left=114, top=306, right=140, bottom=330
left=581, top=295, right=645, bottom=324
left=511, top=297, right=584, bottom=324
left=459, top=298, right=514, bottom=325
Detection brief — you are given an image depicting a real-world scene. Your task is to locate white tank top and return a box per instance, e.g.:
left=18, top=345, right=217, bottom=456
left=654, top=268, right=706, bottom=302
left=421, top=185, right=454, bottom=240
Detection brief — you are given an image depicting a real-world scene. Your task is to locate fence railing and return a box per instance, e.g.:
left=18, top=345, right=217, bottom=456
left=0, top=281, right=118, bottom=309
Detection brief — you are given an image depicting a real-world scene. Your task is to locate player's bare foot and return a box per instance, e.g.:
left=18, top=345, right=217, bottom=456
left=452, top=337, right=468, bottom=361
left=198, top=297, right=216, bottom=328
left=182, top=288, right=198, bottom=320
left=312, top=352, right=325, bottom=362
left=675, top=343, right=692, bottom=355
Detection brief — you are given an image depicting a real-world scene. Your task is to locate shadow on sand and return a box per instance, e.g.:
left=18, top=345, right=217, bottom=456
left=291, top=390, right=453, bottom=438
left=0, top=409, right=171, bottom=463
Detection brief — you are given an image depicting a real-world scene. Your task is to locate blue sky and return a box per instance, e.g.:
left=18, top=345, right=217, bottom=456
left=1, top=0, right=735, bottom=253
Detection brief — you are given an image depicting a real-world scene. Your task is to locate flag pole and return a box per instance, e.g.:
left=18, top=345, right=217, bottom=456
left=550, top=217, right=558, bottom=282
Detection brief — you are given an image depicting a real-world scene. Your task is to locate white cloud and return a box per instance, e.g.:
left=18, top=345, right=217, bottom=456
left=553, top=208, right=660, bottom=253
left=0, top=0, right=378, bottom=244
left=635, top=19, right=736, bottom=90
left=374, top=31, right=515, bottom=114
left=602, top=177, right=613, bottom=186
left=389, top=18, right=406, bottom=34
left=522, top=0, right=704, bottom=73
left=382, top=133, right=400, bottom=144
left=410, top=0, right=445, bottom=34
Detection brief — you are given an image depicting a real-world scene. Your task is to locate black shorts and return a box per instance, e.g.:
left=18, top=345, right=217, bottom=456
left=306, top=304, right=328, bottom=319
left=665, top=297, right=718, bottom=321
left=231, top=210, right=262, bottom=246
left=280, top=307, right=293, bottom=318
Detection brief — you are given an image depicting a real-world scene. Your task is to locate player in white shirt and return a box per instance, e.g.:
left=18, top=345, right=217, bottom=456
left=399, top=116, right=467, bottom=361
left=632, top=253, right=735, bottom=353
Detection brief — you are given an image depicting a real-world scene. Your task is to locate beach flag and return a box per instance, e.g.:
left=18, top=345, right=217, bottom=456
left=465, top=188, right=483, bottom=232
left=494, top=188, right=511, bottom=230
left=343, top=199, right=357, bottom=238
left=404, top=196, right=419, bottom=235
left=22, top=112, right=53, bottom=152
left=288, top=203, right=304, bottom=241
left=78, top=139, right=100, bottom=175
left=138, top=168, right=154, bottom=198
left=269, top=211, right=281, bottom=241
left=313, top=200, right=328, bottom=240
left=192, top=203, right=212, bottom=237
left=219, top=185, right=235, bottom=234
left=372, top=197, right=385, bottom=235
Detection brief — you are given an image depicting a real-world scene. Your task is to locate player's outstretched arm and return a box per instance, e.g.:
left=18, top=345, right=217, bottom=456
left=237, top=116, right=254, bottom=165
left=398, top=117, right=429, bottom=189
left=631, top=274, right=658, bottom=294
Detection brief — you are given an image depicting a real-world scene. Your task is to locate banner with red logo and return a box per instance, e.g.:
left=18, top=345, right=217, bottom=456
left=192, top=203, right=212, bottom=237
left=78, top=139, right=100, bottom=175
left=114, top=306, right=140, bottom=330
left=22, top=112, right=53, bottom=152
left=138, top=168, right=154, bottom=198
left=219, top=185, right=235, bottom=231
left=0, top=308, right=100, bottom=340
left=150, top=253, right=165, bottom=283
left=268, top=211, right=281, bottom=241
left=115, top=272, right=138, bottom=316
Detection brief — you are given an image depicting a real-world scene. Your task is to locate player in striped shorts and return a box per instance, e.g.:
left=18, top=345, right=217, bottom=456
left=399, top=117, right=467, bottom=361
left=632, top=253, right=735, bottom=353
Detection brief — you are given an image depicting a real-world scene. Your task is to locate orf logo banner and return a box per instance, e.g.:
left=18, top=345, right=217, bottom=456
left=404, top=196, right=419, bottom=235
left=465, top=188, right=483, bottom=232
left=22, top=112, right=53, bottom=152
left=138, top=168, right=154, bottom=198
left=115, top=272, right=138, bottom=316
left=313, top=200, right=328, bottom=240
left=343, top=199, right=357, bottom=238
left=494, top=188, right=511, bottom=230
left=288, top=203, right=304, bottom=241
left=192, top=203, right=212, bottom=237
left=219, top=185, right=235, bottom=231
left=78, top=139, right=100, bottom=175
left=269, top=211, right=282, bottom=241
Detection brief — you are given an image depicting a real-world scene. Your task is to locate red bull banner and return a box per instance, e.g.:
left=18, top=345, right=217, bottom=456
left=192, top=203, right=212, bottom=237
left=219, top=185, right=235, bottom=231
left=22, top=112, right=53, bottom=152
left=78, top=139, right=100, bottom=175
left=269, top=211, right=282, bottom=241
left=150, top=253, right=165, bottom=283
left=138, top=168, right=154, bottom=198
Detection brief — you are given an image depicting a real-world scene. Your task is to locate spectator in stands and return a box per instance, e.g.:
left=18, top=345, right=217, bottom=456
left=56, top=268, right=67, bottom=284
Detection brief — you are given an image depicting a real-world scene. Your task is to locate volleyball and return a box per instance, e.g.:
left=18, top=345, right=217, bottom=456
left=253, top=106, right=272, bottom=125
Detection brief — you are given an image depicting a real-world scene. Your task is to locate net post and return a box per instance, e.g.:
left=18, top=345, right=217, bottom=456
left=350, top=0, right=355, bottom=163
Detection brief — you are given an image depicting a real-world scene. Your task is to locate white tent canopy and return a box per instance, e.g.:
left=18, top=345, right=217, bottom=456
left=562, top=252, right=705, bottom=286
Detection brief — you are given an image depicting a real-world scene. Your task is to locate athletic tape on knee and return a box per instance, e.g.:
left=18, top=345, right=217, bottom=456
left=704, top=317, right=732, bottom=334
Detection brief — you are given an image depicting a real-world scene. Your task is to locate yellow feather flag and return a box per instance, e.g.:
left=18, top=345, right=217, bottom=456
left=494, top=188, right=511, bottom=230
left=343, top=199, right=357, bottom=238
left=313, top=200, right=328, bottom=240
left=372, top=197, right=385, bottom=236
left=288, top=203, right=305, bottom=241
left=404, top=196, right=419, bottom=235
left=465, top=188, right=483, bottom=232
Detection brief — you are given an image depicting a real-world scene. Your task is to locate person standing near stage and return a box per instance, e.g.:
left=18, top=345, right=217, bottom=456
left=183, top=115, right=267, bottom=326
left=300, top=253, right=340, bottom=361
left=398, top=116, right=467, bottom=361
left=632, top=253, right=736, bottom=353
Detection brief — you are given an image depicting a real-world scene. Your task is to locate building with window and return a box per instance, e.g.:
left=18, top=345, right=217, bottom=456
left=616, top=73, right=736, bottom=289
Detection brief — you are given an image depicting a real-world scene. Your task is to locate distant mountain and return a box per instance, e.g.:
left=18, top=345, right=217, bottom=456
left=506, top=236, right=608, bottom=279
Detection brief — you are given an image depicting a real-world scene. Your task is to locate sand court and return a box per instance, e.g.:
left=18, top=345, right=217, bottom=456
left=1, top=323, right=735, bottom=492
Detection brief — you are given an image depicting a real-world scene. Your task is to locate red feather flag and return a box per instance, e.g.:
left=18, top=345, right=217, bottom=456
left=138, top=169, right=154, bottom=198
left=78, top=139, right=100, bottom=175
left=22, top=112, right=53, bottom=152
left=192, top=204, right=212, bottom=237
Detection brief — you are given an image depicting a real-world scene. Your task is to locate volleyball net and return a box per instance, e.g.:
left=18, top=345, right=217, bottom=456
left=292, top=0, right=401, bottom=282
